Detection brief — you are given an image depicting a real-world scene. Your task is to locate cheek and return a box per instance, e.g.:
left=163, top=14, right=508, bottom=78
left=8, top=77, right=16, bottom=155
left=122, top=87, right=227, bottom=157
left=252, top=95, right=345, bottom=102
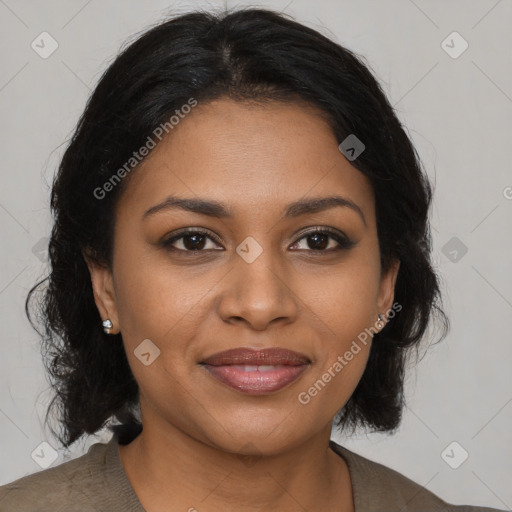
left=112, top=259, right=209, bottom=413
left=300, top=248, right=382, bottom=340
left=294, top=248, right=380, bottom=404
left=112, top=247, right=211, bottom=353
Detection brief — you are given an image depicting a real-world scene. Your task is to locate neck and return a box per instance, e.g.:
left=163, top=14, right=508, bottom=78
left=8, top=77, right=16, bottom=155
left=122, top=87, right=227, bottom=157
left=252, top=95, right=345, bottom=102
left=118, top=418, right=354, bottom=512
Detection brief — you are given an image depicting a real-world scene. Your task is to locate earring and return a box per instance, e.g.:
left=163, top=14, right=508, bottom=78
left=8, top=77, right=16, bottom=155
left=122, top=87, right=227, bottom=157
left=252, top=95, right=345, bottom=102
left=102, top=319, right=113, bottom=334
left=377, top=314, right=384, bottom=328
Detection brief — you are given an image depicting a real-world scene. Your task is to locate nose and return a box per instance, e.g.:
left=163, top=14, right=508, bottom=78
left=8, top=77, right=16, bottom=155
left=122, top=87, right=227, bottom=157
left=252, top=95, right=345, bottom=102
left=217, top=243, right=298, bottom=331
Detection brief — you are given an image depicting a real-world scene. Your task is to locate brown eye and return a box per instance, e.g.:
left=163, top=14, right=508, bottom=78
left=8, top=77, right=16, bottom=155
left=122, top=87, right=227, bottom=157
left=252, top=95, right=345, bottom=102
left=161, top=229, right=223, bottom=252
left=161, top=227, right=356, bottom=255
left=290, top=228, right=355, bottom=253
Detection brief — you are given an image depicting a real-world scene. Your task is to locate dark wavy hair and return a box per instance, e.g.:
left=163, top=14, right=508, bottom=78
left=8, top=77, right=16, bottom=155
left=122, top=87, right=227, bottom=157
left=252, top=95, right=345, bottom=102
left=26, top=6, right=449, bottom=448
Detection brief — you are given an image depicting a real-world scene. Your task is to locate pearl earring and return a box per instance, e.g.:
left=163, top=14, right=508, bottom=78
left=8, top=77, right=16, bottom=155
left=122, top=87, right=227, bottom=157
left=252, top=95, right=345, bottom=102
left=102, top=319, right=113, bottom=334
left=377, top=314, right=384, bottom=328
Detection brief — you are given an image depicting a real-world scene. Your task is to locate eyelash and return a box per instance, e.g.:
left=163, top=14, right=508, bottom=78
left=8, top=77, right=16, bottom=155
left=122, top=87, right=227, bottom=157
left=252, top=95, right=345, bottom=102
left=160, top=227, right=356, bottom=255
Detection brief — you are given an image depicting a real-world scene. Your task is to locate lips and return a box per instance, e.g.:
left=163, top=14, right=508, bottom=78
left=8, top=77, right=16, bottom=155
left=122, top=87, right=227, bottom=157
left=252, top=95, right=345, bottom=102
left=202, top=347, right=310, bottom=366
left=200, top=348, right=310, bottom=395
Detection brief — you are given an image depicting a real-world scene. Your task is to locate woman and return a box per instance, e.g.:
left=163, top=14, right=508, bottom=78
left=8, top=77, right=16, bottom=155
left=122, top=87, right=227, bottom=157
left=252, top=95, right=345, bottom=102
left=0, top=7, right=504, bottom=512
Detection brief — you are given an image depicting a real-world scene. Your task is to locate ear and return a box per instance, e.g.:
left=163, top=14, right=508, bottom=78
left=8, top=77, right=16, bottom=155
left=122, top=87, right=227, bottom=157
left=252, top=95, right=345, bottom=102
left=376, top=258, right=400, bottom=325
left=83, top=249, right=120, bottom=334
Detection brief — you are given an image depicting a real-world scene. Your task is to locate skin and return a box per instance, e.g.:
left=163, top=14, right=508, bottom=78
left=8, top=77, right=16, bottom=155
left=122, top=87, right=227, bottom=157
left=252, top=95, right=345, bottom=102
left=85, top=97, right=400, bottom=512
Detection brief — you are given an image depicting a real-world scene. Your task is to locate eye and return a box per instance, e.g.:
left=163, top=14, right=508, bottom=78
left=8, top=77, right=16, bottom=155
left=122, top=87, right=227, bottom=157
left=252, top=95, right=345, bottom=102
left=160, top=227, right=356, bottom=254
left=289, top=227, right=355, bottom=253
left=161, top=229, right=223, bottom=252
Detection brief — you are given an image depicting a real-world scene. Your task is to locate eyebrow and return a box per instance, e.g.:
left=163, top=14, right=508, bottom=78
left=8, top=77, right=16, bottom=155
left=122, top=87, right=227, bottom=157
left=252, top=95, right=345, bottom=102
left=143, top=194, right=366, bottom=226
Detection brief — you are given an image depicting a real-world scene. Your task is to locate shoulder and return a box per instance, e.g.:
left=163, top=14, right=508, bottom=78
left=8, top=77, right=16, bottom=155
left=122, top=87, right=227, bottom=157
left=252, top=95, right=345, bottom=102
left=0, top=441, right=111, bottom=512
left=329, top=440, right=505, bottom=512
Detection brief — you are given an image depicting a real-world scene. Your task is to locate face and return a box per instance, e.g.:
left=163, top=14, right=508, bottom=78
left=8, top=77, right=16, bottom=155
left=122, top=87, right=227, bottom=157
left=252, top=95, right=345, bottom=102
left=86, top=97, right=399, bottom=455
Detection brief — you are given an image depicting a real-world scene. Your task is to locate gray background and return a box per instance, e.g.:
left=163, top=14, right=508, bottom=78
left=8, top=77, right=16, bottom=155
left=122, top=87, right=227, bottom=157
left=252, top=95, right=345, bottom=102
left=0, top=0, right=511, bottom=509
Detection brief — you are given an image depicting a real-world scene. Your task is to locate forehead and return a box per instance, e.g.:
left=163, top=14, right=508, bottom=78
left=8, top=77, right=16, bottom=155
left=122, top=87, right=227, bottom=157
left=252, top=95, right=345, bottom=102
left=117, top=98, right=375, bottom=224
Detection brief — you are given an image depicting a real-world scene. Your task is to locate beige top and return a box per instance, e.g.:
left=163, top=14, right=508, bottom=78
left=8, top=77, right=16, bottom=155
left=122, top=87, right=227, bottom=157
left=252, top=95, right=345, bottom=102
left=0, top=427, right=504, bottom=512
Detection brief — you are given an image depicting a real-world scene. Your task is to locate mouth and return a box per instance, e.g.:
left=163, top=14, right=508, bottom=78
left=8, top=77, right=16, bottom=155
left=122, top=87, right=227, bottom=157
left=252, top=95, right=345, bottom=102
left=199, top=347, right=311, bottom=395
